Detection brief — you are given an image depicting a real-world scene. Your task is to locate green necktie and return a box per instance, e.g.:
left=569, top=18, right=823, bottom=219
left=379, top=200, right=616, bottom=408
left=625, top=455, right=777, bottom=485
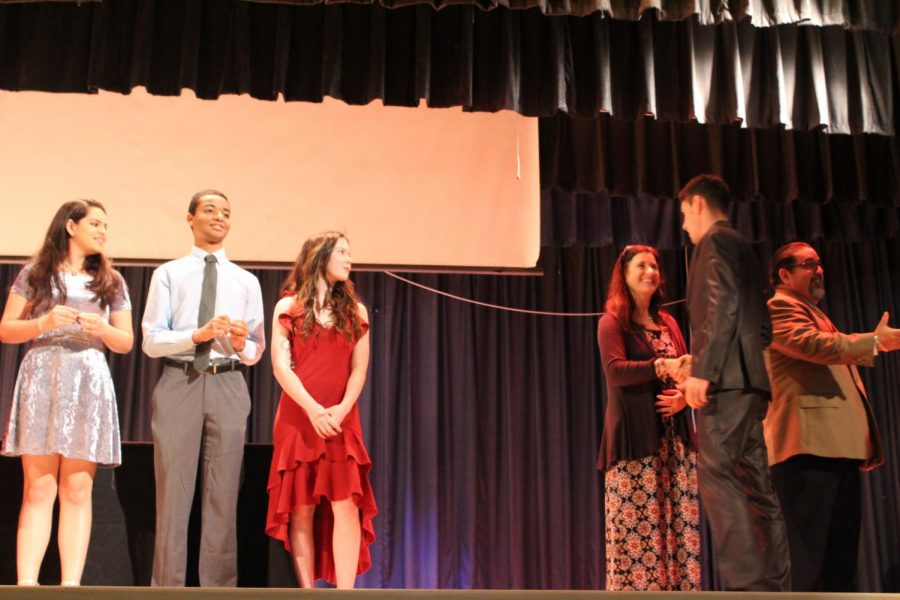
left=193, top=254, right=218, bottom=372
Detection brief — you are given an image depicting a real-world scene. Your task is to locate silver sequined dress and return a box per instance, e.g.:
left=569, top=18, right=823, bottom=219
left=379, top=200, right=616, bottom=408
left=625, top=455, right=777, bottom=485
left=2, top=265, right=131, bottom=467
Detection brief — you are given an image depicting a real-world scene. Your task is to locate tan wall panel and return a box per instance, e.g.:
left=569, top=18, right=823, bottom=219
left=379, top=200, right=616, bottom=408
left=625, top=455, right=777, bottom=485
left=0, top=88, right=539, bottom=268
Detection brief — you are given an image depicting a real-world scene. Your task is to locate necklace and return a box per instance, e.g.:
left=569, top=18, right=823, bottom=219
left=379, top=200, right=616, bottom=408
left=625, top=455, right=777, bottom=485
left=61, top=262, right=81, bottom=276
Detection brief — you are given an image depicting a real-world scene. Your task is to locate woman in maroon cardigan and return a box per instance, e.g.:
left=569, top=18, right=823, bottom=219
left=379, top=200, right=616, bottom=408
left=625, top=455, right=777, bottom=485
left=597, top=245, right=700, bottom=591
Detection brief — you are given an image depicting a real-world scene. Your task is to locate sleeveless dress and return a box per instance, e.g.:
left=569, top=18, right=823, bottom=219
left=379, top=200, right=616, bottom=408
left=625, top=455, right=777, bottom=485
left=265, top=306, right=377, bottom=585
left=2, top=264, right=131, bottom=467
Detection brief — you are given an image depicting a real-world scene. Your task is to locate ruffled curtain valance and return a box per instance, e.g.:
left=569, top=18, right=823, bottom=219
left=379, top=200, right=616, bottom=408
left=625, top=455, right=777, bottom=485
left=0, top=1, right=895, bottom=133
left=540, top=189, right=900, bottom=248
left=4, top=0, right=898, bottom=31
left=539, top=111, right=900, bottom=247
left=540, top=112, right=900, bottom=202
left=247, top=0, right=900, bottom=29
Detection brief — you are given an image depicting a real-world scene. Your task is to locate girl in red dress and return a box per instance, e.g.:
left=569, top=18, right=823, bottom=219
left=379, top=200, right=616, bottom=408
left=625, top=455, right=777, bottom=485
left=265, top=232, right=376, bottom=589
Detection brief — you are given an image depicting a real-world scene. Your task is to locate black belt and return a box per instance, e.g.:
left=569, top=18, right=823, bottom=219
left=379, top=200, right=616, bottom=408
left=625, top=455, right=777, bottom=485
left=163, top=358, right=245, bottom=375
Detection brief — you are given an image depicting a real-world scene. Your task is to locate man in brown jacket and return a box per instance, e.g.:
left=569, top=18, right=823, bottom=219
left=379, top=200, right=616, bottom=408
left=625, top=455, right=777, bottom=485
left=764, top=241, right=900, bottom=592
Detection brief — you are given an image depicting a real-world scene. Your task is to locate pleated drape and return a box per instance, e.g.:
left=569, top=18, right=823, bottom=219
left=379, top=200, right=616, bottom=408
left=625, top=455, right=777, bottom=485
left=0, top=0, right=896, bottom=132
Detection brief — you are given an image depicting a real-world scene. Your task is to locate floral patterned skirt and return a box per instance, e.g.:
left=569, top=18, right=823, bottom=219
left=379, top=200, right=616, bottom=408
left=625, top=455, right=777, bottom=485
left=604, top=433, right=701, bottom=591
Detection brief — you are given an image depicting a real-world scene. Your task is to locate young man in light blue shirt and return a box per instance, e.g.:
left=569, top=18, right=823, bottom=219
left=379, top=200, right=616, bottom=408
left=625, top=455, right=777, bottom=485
left=142, top=190, right=265, bottom=587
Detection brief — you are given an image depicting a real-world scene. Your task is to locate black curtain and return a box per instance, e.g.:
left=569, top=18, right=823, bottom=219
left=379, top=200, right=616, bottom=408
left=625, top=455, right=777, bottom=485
left=5, top=0, right=898, bottom=28
left=540, top=114, right=900, bottom=203
left=540, top=113, right=900, bottom=248
left=0, top=0, right=897, bottom=132
left=2, top=237, right=899, bottom=590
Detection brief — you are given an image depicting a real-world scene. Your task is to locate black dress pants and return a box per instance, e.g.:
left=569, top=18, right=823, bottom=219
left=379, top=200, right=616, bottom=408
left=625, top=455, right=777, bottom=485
left=696, top=389, right=791, bottom=591
left=770, top=454, right=862, bottom=592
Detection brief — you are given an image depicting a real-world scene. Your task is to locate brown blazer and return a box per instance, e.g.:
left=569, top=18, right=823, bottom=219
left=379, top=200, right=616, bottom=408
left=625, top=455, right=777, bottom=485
left=763, top=288, right=884, bottom=470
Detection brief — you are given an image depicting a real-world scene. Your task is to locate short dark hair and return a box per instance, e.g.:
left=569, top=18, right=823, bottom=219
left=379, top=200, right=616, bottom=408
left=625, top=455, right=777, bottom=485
left=188, top=189, right=228, bottom=214
left=678, top=174, right=731, bottom=215
left=769, top=241, right=814, bottom=287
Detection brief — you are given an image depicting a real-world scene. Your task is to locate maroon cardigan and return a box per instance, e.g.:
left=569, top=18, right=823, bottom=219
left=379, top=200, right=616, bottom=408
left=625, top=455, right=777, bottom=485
left=596, top=311, right=693, bottom=470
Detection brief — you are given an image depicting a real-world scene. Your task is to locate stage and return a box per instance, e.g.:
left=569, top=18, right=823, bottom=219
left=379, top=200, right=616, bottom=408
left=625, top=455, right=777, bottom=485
left=3, top=449, right=898, bottom=596
left=0, top=589, right=896, bottom=599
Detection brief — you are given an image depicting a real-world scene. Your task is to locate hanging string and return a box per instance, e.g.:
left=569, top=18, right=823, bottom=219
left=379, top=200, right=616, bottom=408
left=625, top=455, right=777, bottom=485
left=384, top=271, right=686, bottom=317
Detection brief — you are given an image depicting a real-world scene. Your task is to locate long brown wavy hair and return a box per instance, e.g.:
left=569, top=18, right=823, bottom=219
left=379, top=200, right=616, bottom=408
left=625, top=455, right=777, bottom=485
left=604, top=245, right=668, bottom=332
left=281, top=231, right=364, bottom=342
left=27, top=200, right=123, bottom=314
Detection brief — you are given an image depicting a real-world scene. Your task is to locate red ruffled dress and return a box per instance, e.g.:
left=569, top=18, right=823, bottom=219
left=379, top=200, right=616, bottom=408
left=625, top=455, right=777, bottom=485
left=265, top=307, right=377, bottom=584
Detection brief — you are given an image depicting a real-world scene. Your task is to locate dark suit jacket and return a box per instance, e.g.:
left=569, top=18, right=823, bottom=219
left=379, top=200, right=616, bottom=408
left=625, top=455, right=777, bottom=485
left=596, top=311, right=692, bottom=470
left=686, top=221, right=771, bottom=394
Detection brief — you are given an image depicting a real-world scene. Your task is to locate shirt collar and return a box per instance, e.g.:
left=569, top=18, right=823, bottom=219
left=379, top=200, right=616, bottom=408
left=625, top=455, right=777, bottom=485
left=190, top=246, right=228, bottom=264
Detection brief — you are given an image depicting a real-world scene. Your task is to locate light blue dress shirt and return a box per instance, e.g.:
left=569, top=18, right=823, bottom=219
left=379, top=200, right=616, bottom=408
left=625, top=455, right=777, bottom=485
left=141, top=246, right=265, bottom=365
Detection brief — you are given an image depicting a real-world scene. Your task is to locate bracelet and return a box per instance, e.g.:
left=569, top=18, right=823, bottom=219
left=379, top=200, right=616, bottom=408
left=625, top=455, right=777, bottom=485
left=873, top=334, right=881, bottom=355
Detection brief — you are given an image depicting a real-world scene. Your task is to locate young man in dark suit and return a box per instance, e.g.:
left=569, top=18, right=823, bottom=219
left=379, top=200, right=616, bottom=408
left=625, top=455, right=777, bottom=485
left=679, top=174, right=790, bottom=591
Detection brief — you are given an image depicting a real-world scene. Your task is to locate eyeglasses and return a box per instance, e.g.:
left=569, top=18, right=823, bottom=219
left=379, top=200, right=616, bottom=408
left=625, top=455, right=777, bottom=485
left=788, top=259, right=822, bottom=271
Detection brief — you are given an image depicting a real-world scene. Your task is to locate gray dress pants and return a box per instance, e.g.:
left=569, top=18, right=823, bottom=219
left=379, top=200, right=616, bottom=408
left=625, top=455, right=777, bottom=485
left=150, top=366, right=251, bottom=587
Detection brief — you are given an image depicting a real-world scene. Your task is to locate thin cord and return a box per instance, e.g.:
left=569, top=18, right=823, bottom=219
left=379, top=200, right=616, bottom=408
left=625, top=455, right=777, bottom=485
left=384, top=271, right=686, bottom=317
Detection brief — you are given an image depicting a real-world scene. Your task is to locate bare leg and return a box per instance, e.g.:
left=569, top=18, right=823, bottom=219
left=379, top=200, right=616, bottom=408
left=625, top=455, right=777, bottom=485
left=17, top=455, right=61, bottom=585
left=331, top=498, right=360, bottom=589
left=56, top=457, right=97, bottom=586
left=288, top=504, right=316, bottom=588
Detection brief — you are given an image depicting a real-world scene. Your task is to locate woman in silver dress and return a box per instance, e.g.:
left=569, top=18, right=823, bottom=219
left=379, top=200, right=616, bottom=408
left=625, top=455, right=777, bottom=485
left=0, top=200, right=133, bottom=586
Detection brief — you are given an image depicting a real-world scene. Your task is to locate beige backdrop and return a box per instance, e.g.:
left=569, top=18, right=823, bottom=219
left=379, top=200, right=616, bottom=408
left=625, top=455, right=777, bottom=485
left=0, top=88, right=539, bottom=269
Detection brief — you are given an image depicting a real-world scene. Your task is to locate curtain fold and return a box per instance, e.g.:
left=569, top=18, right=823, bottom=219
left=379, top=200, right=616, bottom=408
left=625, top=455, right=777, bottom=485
left=244, top=0, right=900, bottom=29
left=540, top=113, right=900, bottom=202
left=541, top=188, right=900, bottom=249
left=0, top=0, right=895, bottom=131
left=539, top=111, right=900, bottom=248
left=3, top=0, right=899, bottom=31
